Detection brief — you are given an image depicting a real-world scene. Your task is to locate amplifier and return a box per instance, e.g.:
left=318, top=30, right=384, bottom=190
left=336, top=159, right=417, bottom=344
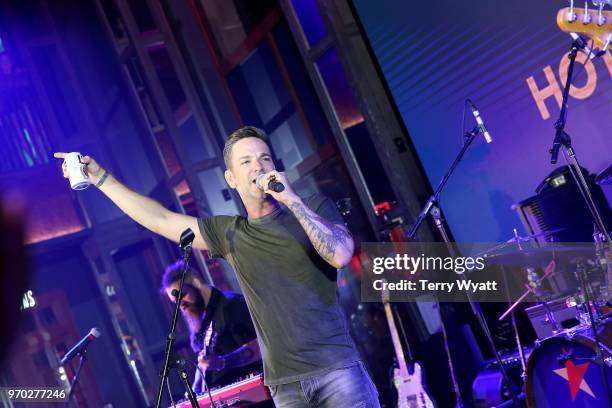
left=514, top=166, right=612, bottom=244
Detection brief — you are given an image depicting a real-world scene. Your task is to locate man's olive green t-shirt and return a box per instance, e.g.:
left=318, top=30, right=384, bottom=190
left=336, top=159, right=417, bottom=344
left=197, top=195, right=359, bottom=385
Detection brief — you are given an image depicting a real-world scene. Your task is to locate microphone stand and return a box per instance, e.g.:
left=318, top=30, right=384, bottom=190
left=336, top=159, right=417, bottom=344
left=154, top=229, right=198, bottom=408
left=408, top=127, right=521, bottom=408
left=179, top=367, right=199, bottom=406
left=169, top=353, right=200, bottom=407
left=549, top=38, right=611, bottom=244
left=548, top=36, right=612, bottom=405
left=64, top=351, right=87, bottom=408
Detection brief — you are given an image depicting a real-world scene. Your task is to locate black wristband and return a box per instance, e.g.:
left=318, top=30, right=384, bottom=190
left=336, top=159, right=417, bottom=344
left=95, top=171, right=109, bottom=188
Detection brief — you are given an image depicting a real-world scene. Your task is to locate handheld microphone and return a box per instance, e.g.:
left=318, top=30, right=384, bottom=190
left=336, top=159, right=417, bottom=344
left=60, top=328, right=101, bottom=364
left=256, top=174, right=285, bottom=193
left=467, top=99, right=493, bottom=143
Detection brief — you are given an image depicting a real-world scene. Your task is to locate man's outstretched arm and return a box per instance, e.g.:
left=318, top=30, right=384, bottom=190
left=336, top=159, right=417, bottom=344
left=54, top=152, right=208, bottom=250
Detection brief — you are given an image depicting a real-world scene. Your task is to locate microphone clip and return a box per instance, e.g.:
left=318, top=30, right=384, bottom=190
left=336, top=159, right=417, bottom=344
left=179, top=228, right=195, bottom=253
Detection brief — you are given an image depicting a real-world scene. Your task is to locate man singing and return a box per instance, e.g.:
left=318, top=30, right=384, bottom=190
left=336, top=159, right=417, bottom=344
left=55, top=126, right=380, bottom=407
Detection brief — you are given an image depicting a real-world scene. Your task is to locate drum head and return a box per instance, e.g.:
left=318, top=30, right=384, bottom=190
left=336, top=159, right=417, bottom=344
left=526, top=329, right=612, bottom=407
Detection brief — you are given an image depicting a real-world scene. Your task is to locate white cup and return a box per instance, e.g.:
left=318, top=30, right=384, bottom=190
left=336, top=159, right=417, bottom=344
left=64, top=152, right=90, bottom=190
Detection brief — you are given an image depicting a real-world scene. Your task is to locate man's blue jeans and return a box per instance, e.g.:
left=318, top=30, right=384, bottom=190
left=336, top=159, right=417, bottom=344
left=268, top=361, right=380, bottom=408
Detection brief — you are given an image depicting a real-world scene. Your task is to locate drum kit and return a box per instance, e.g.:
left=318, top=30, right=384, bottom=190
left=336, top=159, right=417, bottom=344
left=472, top=164, right=612, bottom=408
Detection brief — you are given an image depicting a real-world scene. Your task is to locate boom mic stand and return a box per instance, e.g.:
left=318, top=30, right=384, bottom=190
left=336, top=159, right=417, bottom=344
left=154, top=228, right=199, bottom=408
left=408, top=126, right=521, bottom=408
left=548, top=35, right=612, bottom=406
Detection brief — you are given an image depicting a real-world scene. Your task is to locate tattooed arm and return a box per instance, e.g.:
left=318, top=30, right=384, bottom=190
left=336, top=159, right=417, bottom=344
left=259, top=171, right=354, bottom=268
left=287, top=197, right=355, bottom=269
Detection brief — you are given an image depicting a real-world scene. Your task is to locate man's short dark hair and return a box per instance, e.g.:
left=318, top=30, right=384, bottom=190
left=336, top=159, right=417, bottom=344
left=160, top=259, right=202, bottom=292
left=223, top=126, right=268, bottom=168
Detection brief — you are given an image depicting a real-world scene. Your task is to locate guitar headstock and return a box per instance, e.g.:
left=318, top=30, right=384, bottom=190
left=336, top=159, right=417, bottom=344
left=557, top=5, right=612, bottom=49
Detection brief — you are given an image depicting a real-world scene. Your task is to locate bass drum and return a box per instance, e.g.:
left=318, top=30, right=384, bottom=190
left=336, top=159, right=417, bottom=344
left=525, top=319, right=612, bottom=407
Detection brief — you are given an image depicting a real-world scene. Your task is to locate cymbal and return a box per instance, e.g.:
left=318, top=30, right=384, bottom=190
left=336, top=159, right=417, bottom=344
left=483, top=244, right=597, bottom=267
left=520, top=228, right=565, bottom=241
left=596, top=164, right=612, bottom=186
left=474, top=228, right=564, bottom=257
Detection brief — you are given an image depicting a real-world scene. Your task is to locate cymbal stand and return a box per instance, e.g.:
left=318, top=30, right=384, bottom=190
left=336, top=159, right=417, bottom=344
left=500, top=266, right=528, bottom=379
left=575, top=258, right=612, bottom=403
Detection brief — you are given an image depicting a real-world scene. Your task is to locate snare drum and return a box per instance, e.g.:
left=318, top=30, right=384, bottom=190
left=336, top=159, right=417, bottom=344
left=525, top=320, right=612, bottom=407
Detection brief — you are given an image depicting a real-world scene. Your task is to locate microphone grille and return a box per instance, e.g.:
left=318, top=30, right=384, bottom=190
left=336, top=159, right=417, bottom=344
left=90, top=327, right=101, bottom=338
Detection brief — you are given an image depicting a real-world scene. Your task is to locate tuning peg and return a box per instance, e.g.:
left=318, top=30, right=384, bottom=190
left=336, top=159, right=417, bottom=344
left=591, top=0, right=611, bottom=7
left=582, top=2, right=593, bottom=24
left=595, top=1, right=607, bottom=25
left=568, top=0, right=578, bottom=22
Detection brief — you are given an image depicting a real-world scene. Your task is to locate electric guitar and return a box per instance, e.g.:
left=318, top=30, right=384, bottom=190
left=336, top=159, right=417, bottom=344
left=557, top=3, right=612, bottom=50
left=382, top=288, right=436, bottom=408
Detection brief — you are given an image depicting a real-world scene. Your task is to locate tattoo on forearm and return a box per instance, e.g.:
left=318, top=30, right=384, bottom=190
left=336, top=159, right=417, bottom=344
left=289, top=201, right=352, bottom=263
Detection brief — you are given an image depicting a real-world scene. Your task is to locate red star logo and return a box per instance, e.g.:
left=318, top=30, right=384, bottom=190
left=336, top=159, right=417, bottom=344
left=553, top=360, right=595, bottom=401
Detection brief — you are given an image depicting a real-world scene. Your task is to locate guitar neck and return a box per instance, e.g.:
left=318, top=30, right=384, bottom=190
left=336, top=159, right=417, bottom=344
left=383, top=300, right=410, bottom=375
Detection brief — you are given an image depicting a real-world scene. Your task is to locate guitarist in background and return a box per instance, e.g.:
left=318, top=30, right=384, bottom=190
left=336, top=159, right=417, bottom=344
left=160, top=260, right=262, bottom=392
